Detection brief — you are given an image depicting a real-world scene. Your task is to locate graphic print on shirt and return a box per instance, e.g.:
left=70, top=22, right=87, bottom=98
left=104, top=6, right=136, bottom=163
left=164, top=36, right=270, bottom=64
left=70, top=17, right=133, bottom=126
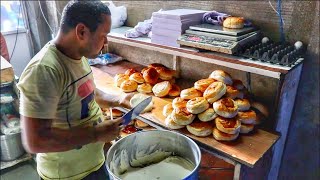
left=78, top=79, right=95, bottom=119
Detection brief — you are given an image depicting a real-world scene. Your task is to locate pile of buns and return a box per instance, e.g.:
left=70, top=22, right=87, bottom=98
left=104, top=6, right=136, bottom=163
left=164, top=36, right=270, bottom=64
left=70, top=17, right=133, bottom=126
left=114, top=63, right=180, bottom=97
left=162, top=70, right=269, bottom=141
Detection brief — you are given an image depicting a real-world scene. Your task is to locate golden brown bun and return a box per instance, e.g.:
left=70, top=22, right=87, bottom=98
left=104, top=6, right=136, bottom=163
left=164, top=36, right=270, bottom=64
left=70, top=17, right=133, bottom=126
left=186, top=97, right=210, bottom=114
left=114, top=74, right=129, bottom=87
left=232, top=79, right=245, bottom=90
left=225, top=86, right=243, bottom=99
left=194, top=78, right=216, bottom=92
left=120, top=80, right=138, bottom=92
left=240, top=124, right=254, bottom=134
left=171, top=107, right=195, bottom=125
left=223, top=17, right=245, bottom=29
left=203, top=82, right=227, bottom=103
left=213, top=98, right=238, bottom=118
left=168, top=84, right=181, bottom=97
left=186, top=121, right=213, bottom=137
left=172, top=97, right=187, bottom=109
left=213, top=127, right=239, bottom=141
left=135, top=120, right=149, bottom=128
left=234, top=99, right=250, bottom=111
left=163, top=103, right=174, bottom=117
left=152, top=81, right=172, bottom=97
left=129, top=72, right=145, bottom=84
left=102, top=108, right=124, bottom=118
left=237, top=110, right=257, bottom=124
left=198, top=108, right=217, bottom=122
left=137, top=83, right=153, bottom=94
left=156, top=67, right=174, bottom=80
left=251, top=101, right=269, bottom=117
left=141, top=67, right=149, bottom=75
left=143, top=67, right=159, bottom=85
left=125, top=68, right=138, bottom=76
left=215, top=116, right=241, bottom=134
left=148, top=63, right=166, bottom=68
left=180, top=87, right=202, bottom=100
left=165, top=115, right=185, bottom=129
left=209, top=70, right=233, bottom=85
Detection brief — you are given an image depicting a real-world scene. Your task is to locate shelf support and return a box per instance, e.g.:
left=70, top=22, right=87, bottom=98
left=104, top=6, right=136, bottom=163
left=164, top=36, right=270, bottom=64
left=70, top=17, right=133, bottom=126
left=173, top=55, right=180, bottom=78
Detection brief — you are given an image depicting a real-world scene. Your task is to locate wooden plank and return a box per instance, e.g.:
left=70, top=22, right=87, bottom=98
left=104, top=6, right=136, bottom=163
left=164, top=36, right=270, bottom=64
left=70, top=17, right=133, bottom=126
left=107, top=27, right=303, bottom=79
left=92, top=66, right=279, bottom=168
left=268, top=64, right=303, bottom=180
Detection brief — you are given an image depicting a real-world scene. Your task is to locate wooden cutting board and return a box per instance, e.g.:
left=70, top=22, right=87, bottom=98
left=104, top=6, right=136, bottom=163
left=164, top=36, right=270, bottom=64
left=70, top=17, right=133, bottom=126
left=91, top=63, right=279, bottom=168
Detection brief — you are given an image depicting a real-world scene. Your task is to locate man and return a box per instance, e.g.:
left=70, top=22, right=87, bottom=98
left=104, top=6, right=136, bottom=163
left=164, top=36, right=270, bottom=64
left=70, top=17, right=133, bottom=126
left=17, top=1, right=127, bottom=179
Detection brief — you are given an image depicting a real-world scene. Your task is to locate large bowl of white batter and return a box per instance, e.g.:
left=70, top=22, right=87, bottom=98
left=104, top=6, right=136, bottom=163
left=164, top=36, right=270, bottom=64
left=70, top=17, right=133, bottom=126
left=106, top=130, right=201, bottom=180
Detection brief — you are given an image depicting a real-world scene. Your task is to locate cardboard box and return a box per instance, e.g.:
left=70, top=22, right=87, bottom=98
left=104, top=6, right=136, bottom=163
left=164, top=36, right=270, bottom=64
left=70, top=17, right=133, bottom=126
left=1, top=56, right=14, bottom=84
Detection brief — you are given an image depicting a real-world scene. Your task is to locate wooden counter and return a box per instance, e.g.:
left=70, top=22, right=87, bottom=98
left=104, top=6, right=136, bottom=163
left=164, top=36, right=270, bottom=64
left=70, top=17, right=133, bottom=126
left=92, top=61, right=279, bottom=168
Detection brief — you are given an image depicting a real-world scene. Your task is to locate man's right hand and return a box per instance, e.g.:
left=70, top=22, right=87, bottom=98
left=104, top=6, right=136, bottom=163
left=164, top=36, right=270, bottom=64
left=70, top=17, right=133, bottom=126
left=94, top=118, right=123, bottom=142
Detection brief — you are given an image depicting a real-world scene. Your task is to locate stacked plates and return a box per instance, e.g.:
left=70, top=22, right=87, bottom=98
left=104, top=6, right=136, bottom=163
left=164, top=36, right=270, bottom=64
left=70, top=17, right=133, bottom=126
left=151, top=9, right=207, bottom=47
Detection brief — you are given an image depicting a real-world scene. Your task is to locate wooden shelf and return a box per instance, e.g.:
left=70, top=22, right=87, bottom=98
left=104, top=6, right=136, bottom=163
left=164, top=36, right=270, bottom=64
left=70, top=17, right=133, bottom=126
left=91, top=63, right=279, bottom=168
left=108, top=26, right=303, bottom=79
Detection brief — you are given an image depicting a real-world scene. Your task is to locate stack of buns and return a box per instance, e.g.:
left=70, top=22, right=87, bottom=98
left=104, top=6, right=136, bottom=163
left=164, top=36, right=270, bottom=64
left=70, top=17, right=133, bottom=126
left=114, top=63, right=180, bottom=97
left=162, top=69, right=269, bottom=141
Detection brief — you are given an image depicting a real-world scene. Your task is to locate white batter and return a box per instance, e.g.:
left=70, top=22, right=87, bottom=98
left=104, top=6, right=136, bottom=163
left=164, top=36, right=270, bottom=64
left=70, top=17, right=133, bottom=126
left=119, top=156, right=194, bottom=180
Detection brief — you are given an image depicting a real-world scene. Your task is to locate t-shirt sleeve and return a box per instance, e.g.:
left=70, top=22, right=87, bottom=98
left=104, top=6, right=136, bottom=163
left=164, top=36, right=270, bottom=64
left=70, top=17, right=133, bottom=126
left=17, top=64, right=62, bottom=119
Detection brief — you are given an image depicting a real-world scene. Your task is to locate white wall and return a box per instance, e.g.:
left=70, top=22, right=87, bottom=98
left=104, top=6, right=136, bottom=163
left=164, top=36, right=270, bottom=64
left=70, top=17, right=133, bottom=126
left=3, top=30, right=32, bottom=77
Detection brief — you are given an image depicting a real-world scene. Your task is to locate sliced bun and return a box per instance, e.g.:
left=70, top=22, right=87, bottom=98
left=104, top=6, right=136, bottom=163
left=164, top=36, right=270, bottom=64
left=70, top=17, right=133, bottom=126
left=215, top=116, right=241, bottom=135
left=186, top=121, right=213, bottom=137
left=213, top=128, right=239, bottom=141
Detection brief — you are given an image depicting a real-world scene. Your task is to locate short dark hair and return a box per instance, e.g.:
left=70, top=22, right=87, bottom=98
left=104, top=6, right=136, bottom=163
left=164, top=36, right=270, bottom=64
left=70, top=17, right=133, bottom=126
left=60, top=0, right=111, bottom=33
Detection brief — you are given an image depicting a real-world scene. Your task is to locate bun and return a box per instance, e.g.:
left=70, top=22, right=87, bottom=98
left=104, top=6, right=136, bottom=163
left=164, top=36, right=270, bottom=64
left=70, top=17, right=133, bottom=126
left=198, top=108, right=217, bottom=122
left=232, top=79, right=245, bottom=90
left=171, top=107, right=195, bottom=125
left=234, top=99, right=250, bottom=111
left=172, top=97, right=187, bottom=109
left=102, top=108, right=124, bottom=118
left=152, top=81, right=172, bottom=97
left=135, top=120, right=149, bottom=128
left=163, top=103, right=174, bottom=117
left=148, top=63, right=166, bottom=68
left=156, top=67, right=174, bottom=80
left=186, top=121, right=213, bottom=137
left=225, top=86, right=244, bottom=99
left=143, top=67, right=159, bottom=85
left=209, top=70, right=233, bottom=85
left=141, top=67, right=149, bottom=75
left=130, top=94, right=153, bottom=113
left=251, top=101, right=269, bottom=117
left=137, top=83, right=153, bottom=94
left=165, top=115, right=185, bottom=129
left=125, top=68, right=138, bottom=76
left=215, top=116, right=241, bottom=134
left=213, top=98, right=238, bottom=118
left=203, top=82, right=227, bottom=103
left=223, top=17, right=245, bottom=29
left=240, top=124, right=254, bottom=134
left=114, top=74, right=129, bottom=87
left=186, top=97, right=210, bottom=114
left=180, top=87, right=202, bottom=100
left=129, top=72, right=145, bottom=84
left=237, top=110, right=256, bottom=124
left=194, top=78, right=216, bottom=92
left=120, top=80, right=138, bottom=92
left=168, top=84, right=181, bottom=97
left=213, top=127, right=239, bottom=141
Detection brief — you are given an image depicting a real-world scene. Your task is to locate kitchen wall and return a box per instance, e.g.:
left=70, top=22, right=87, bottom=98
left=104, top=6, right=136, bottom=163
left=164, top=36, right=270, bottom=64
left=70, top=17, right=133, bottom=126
left=108, top=1, right=319, bottom=179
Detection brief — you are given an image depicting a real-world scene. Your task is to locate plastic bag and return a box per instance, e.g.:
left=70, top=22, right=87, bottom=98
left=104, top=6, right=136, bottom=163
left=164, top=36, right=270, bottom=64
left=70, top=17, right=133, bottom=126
left=88, top=53, right=123, bottom=66
left=103, top=1, right=127, bottom=29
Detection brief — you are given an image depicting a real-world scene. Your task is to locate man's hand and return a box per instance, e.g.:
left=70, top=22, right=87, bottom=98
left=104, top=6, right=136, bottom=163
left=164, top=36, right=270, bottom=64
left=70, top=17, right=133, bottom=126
left=95, top=118, right=123, bottom=142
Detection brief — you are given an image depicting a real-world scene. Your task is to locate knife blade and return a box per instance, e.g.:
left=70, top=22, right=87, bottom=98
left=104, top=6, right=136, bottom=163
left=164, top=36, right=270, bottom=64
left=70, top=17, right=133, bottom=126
left=122, top=96, right=152, bottom=125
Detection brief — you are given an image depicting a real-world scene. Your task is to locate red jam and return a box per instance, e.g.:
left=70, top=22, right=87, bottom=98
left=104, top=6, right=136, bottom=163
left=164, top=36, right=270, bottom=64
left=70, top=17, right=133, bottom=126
left=122, top=125, right=138, bottom=134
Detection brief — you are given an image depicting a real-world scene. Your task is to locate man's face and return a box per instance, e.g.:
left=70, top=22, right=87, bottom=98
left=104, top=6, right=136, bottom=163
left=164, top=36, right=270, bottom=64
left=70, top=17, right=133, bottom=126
left=82, top=15, right=111, bottom=59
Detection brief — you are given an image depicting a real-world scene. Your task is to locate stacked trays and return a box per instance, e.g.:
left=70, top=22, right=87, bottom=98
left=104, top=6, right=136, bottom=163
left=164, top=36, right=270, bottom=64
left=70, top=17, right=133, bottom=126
left=151, top=9, right=207, bottom=47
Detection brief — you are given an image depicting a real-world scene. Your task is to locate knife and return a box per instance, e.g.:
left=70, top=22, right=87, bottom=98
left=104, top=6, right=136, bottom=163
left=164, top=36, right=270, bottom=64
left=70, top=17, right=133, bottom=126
left=122, top=96, right=152, bottom=125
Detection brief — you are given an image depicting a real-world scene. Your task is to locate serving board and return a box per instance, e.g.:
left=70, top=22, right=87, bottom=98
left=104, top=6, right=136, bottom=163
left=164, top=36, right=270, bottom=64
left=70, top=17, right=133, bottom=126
left=91, top=62, right=279, bottom=168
